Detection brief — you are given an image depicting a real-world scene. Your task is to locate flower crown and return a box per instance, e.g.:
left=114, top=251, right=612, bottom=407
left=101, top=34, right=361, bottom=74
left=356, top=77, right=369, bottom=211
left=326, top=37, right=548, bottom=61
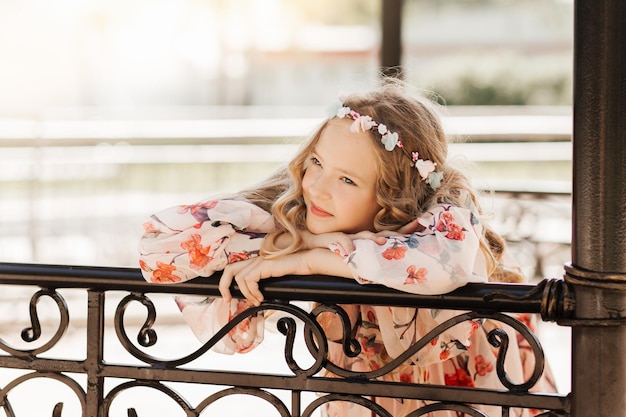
left=328, top=100, right=443, bottom=190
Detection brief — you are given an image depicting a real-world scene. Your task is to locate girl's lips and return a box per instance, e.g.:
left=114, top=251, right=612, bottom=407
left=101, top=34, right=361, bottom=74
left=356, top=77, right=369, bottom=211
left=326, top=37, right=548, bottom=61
left=310, top=203, right=332, bottom=217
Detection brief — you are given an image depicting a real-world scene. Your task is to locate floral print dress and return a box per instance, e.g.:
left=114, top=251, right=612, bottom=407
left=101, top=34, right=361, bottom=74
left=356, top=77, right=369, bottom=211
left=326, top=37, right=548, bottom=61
left=138, top=194, right=556, bottom=416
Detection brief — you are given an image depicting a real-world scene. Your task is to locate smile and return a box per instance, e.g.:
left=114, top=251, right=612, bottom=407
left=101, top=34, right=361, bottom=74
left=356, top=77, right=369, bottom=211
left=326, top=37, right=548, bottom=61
left=310, top=203, right=332, bottom=217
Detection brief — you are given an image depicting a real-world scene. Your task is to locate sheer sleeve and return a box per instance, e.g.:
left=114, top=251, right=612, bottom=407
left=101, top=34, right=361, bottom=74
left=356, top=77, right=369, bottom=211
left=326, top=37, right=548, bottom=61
left=340, top=202, right=489, bottom=295
left=139, top=197, right=277, bottom=283
left=138, top=196, right=277, bottom=354
left=331, top=200, right=493, bottom=365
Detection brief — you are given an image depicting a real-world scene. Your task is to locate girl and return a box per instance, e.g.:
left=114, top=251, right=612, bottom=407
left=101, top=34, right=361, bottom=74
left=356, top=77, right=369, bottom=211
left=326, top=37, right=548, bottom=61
left=139, top=80, right=555, bottom=416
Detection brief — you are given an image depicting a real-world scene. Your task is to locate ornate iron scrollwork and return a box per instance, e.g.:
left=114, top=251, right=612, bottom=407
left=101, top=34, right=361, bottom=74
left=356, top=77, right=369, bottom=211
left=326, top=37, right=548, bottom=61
left=114, top=295, right=330, bottom=376
left=115, top=294, right=547, bottom=395
left=103, top=381, right=294, bottom=417
left=0, top=372, right=85, bottom=417
left=0, top=289, right=69, bottom=357
left=0, top=262, right=570, bottom=417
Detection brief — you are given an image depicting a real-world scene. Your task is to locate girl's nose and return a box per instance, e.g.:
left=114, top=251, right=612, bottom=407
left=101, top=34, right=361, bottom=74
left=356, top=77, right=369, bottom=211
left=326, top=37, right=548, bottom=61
left=307, top=172, right=331, bottom=200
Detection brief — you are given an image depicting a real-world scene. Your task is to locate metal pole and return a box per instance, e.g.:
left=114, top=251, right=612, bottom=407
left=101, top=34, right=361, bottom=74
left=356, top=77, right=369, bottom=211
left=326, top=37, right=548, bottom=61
left=381, top=0, right=403, bottom=78
left=569, top=1, right=626, bottom=416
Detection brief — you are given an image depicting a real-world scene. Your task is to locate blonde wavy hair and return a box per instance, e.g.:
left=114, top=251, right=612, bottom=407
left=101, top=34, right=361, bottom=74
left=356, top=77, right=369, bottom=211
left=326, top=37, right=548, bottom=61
left=239, top=79, right=523, bottom=283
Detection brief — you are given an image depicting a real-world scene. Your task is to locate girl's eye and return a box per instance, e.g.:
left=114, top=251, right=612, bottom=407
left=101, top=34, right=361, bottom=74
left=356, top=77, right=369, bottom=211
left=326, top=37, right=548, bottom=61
left=342, top=177, right=355, bottom=185
left=311, top=157, right=321, bottom=167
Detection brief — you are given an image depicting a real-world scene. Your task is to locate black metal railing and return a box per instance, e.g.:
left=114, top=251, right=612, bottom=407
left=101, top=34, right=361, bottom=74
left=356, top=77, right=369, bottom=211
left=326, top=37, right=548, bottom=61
left=0, top=262, right=572, bottom=417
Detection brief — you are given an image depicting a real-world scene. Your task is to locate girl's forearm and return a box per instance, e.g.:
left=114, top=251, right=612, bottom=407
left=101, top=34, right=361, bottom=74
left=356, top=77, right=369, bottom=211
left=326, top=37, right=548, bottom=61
left=272, top=231, right=296, bottom=249
left=303, top=248, right=353, bottom=278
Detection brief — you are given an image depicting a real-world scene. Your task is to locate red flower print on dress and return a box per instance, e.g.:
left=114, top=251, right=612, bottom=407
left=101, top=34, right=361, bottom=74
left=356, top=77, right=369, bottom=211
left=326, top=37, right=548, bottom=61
left=151, top=261, right=180, bottom=283
left=474, top=354, right=494, bottom=377
left=227, top=300, right=258, bottom=353
left=400, top=372, right=413, bottom=383
left=445, top=223, right=465, bottom=240
left=177, top=200, right=218, bottom=215
left=143, top=221, right=157, bottom=233
left=444, top=367, right=475, bottom=387
left=468, top=320, right=481, bottom=337
left=436, top=211, right=455, bottom=230
left=405, top=265, right=427, bottom=284
left=382, top=242, right=408, bottom=260
left=181, top=234, right=213, bottom=270
left=139, top=259, right=150, bottom=272
left=434, top=208, right=466, bottom=241
left=228, top=251, right=250, bottom=264
left=355, top=276, right=375, bottom=284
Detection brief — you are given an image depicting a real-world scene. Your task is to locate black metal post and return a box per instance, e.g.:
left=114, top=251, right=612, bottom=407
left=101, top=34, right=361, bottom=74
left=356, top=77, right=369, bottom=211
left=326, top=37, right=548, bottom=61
left=381, top=0, right=403, bottom=78
left=569, top=1, right=626, bottom=416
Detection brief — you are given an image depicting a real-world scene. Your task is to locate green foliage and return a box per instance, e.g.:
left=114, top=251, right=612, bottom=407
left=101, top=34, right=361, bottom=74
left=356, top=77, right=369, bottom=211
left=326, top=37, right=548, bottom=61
left=434, top=72, right=571, bottom=106
left=410, top=54, right=572, bottom=106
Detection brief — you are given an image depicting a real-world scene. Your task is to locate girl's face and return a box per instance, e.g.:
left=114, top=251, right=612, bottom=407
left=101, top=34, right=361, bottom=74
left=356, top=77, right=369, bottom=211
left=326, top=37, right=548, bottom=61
left=302, top=119, right=381, bottom=234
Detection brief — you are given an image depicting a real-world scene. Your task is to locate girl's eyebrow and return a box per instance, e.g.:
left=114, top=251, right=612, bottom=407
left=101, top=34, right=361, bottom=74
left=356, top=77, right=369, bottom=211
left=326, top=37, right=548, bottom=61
left=311, top=147, right=366, bottom=183
left=339, top=166, right=364, bottom=183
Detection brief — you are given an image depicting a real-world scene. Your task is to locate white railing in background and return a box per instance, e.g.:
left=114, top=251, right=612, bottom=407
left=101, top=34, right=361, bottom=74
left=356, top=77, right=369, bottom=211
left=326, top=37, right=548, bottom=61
left=0, top=108, right=572, bottom=277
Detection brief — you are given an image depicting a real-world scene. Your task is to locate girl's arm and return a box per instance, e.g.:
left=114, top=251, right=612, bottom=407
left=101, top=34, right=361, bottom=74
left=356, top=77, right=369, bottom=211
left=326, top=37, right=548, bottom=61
left=138, top=197, right=277, bottom=355
left=138, top=197, right=276, bottom=283
left=219, top=248, right=351, bottom=305
left=272, top=229, right=388, bottom=253
left=340, top=203, right=489, bottom=295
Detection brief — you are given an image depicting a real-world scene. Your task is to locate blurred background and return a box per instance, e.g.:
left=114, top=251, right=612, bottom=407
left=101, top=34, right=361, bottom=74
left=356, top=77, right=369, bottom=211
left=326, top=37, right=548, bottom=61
left=0, top=0, right=573, bottom=273
left=0, top=0, right=574, bottom=412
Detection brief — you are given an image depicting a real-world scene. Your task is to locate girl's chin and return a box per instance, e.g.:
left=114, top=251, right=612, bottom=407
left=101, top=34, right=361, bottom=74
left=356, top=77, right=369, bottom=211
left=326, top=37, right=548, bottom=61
left=305, top=219, right=335, bottom=235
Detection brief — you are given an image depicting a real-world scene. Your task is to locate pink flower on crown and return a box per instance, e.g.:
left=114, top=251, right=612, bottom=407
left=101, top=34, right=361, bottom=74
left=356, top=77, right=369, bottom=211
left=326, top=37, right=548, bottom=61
left=351, top=115, right=376, bottom=133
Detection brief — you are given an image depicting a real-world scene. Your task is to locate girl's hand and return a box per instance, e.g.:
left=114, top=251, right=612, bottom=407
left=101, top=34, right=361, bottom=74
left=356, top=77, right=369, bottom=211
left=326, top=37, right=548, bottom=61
left=304, top=230, right=387, bottom=253
left=219, top=253, right=310, bottom=306
left=304, top=219, right=420, bottom=254
left=218, top=248, right=353, bottom=306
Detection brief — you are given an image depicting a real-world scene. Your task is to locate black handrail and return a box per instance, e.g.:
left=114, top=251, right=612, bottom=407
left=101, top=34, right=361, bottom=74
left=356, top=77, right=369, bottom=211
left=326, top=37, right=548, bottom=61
left=0, top=262, right=569, bottom=316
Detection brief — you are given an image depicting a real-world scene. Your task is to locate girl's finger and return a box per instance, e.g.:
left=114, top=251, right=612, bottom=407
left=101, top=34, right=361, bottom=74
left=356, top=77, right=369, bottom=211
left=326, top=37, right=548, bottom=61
left=239, top=275, right=263, bottom=306
left=233, top=259, right=265, bottom=306
left=218, top=267, right=235, bottom=302
left=351, top=231, right=387, bottom=245
left=334, top=235, right=356, bottom=254
left=220, top=257, right=253, bottom=302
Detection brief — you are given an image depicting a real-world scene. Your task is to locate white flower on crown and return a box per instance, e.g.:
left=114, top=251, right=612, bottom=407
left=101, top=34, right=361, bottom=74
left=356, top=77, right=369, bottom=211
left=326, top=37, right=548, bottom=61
left=381, top=132, right=399, bottom=151
left=351, top=115, right=376, bottom=133
left=336, top=106, right=351, bottom=118
left=427, top=171, right=444, bottom=190
left=412, top=151, right=437, bottom=180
